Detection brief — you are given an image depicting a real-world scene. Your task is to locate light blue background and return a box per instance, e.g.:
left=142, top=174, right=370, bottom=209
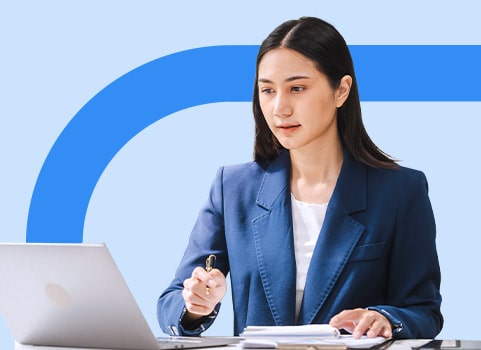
left=1, top=1, right=481, bottom=348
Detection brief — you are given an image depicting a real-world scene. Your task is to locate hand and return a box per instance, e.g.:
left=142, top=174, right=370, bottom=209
left=329, top=308, right=393, bottom=339
left=182, top=266, right=226, bottom=320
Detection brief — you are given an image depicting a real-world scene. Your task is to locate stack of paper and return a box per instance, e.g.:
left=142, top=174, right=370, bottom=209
left=239, top=324, right=388, bottom=349
left=241, top=324, right=341, bottom=338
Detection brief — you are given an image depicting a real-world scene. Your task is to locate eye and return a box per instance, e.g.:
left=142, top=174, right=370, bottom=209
left=291, top=86, right=305, bottom=92
left=260, top=87, right=274, bottom=94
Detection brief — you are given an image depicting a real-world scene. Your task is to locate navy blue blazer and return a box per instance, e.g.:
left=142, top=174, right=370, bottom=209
left=157, top=150, right=443, bottom=339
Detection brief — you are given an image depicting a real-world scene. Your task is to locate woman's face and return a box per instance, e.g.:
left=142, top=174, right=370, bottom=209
left=257, top=47, right=350, bottom=154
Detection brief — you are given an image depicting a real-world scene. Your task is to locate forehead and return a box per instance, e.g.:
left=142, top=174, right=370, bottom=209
left=258, top=47, right=319, bottom=79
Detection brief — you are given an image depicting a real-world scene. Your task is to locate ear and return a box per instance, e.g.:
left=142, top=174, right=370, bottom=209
left=335, top=75, right=352, bottom=108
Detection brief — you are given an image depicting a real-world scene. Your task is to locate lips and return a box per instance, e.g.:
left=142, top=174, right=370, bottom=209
left=277, top=124, right=301, bottom=135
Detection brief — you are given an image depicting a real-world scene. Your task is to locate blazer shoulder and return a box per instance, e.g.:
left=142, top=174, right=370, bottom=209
left=368, top=164, right=430, bottom=195
left=371, top=163, right=428, bottom=182
left=220, top=160, right=266, bottom=182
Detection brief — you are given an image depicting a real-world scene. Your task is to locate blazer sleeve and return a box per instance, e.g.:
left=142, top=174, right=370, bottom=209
left=157, top=167, right=229, bottom=336
left=367, top=170, right=443, bottom=339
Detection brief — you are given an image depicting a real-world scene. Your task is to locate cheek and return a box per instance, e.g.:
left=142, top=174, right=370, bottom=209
left=312, top=97, right=338, bottom=117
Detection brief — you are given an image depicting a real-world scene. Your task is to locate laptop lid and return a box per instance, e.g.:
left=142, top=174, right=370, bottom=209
left=0, top=242, right=237, bottom=350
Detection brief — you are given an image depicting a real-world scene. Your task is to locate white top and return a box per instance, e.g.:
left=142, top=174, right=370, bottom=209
left=291, top=193, right=328, bottom=320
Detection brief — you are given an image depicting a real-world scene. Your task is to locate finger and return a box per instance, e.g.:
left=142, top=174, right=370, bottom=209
left=382, top=327, right=393, bottom=338
left=329, top=308, right=363, bottom=333
left=181, top=287, right=215, bottom=316
left=363, top=312, right=393, bottom=339
left=192, top=266, right=211, bottom=283
left=183, top=276, right=212, bottom=302
left=182, top=282, right=206, bottom=305
left=331, top=308, right=364, bottom=321
left=365, top=322, right=392, bottom=338
left=329, top=317, right=356, bottom=333
left=365, top=319, right=385, bottom=338
left=365, top=315, right=393, bottom=338
left=187, top=271, right=226, bottom=302
left=351, top=312, right=377, bottom=338
left=192, top=267, right=223, bottom=294
left=353, top=311, right=391, bottom=339
left=183, top=276, right=204, bottom=295
left=205, top=269, right=225, bottom=288
left=189, top=267, right=216, bottom=295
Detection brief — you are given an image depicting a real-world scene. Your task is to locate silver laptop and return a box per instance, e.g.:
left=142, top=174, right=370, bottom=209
left=0, top=242, right=238, bottom=350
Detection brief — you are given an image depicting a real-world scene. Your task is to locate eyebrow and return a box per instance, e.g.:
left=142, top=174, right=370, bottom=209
left=258, top=75, right=311, bottom=83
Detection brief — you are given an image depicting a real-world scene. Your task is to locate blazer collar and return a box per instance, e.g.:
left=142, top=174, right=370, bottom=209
left=253, top=150, right=295, bottom=324
left=255, top=150, right=291, bottom=210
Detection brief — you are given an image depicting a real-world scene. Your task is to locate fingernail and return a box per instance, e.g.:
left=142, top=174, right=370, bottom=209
left=207, top=279, right=216, bottom=287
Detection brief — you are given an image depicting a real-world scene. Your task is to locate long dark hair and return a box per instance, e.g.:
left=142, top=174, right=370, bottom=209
left=253, top=16, right=397, bottom=168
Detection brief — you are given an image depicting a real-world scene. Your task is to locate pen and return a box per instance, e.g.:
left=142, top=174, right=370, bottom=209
left=205, top=254, right=216, bottom=295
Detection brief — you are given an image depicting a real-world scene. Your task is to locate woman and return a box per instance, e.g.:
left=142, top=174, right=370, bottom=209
left=157, top=16, right=443, bottom=339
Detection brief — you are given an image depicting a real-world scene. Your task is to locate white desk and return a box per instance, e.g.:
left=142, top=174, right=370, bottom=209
left=15, top=339, right=432, bottom=350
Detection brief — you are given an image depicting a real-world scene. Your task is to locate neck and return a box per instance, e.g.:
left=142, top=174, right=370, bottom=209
left=289, top=141, right=343, bottom=204
left=290, top=141, right=343, bottom=182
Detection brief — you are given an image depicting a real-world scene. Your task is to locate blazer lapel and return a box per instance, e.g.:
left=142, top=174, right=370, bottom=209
left=252, top=151, right=297, bottom=325
left=298, top=151, right=367, bottom=324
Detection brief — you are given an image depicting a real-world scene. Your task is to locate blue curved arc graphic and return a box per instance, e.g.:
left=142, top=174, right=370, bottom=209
left=27, top=45, right=481, bottom=243
left=26, top=45, right=259, bottom=243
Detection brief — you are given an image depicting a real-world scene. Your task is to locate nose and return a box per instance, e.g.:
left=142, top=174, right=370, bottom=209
left=273, top=92, right=293, bottom=118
